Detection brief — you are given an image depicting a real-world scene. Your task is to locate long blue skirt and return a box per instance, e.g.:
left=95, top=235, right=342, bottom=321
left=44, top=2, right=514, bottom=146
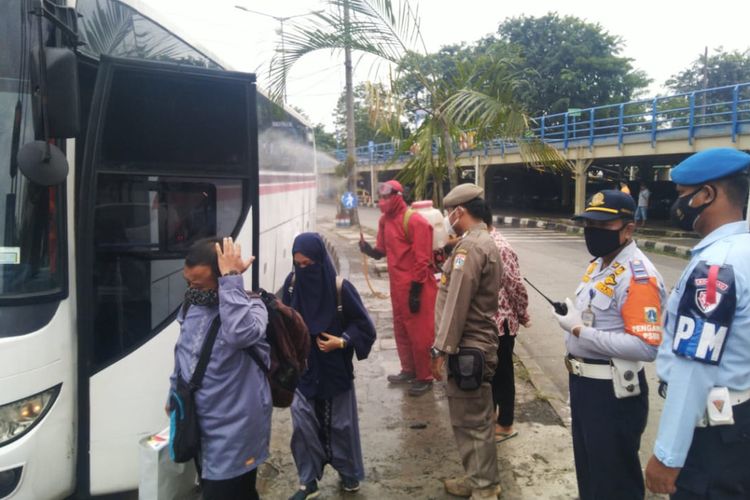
left=290, top=387, right=365, bottom=484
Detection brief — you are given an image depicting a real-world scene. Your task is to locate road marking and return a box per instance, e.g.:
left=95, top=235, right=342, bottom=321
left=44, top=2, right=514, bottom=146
left=494, top=228, right=583, bottom=244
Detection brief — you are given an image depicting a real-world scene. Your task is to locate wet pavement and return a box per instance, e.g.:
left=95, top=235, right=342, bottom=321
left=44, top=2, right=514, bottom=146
left=256, top=215, right=579, bottom=499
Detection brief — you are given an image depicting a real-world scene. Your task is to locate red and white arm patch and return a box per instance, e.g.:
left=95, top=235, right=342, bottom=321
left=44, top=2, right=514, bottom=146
left=621, top=276, right=663, bottom=346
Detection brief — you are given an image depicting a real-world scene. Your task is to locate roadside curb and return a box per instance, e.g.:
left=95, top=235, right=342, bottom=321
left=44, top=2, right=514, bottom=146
left=514, top=341, right=571, bottom=428
left=494, top=215, right=693, bottom=259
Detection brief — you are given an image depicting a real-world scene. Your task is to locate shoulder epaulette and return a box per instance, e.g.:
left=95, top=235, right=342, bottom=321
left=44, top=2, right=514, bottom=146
left=630, top=259, right=650, bottom=283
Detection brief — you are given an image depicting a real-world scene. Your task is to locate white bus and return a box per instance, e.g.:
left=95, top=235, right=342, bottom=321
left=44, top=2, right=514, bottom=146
left=0, top=0, right=316, bottom=497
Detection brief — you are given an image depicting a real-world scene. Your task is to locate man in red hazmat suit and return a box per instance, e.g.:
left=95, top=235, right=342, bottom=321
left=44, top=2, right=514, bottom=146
left=359, top=180, right=438, bottom=396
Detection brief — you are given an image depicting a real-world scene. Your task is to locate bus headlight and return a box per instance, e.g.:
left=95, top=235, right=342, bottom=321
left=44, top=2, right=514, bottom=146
left=0, top=385, right=61, bottom=447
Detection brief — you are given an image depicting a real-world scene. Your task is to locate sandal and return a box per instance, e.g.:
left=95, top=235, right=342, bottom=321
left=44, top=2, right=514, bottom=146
left=495, top=430, right=518, bottom=443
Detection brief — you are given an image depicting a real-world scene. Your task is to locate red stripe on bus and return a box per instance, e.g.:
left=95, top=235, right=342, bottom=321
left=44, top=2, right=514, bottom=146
left=259, top=181, right=317, bottom=195
left=259, top=173, right=315, bottom=183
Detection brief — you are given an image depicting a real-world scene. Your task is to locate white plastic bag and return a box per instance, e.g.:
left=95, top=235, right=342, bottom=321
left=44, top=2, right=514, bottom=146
left=138, top=427, right=198, bottom=500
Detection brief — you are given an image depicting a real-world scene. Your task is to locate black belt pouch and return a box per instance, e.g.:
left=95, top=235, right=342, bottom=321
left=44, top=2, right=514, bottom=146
left=448, top=348, right=485, bottom=391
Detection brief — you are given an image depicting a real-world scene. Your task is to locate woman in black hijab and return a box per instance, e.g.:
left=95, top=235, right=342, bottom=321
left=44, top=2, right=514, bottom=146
left=283, top=233, right=376, bottom=500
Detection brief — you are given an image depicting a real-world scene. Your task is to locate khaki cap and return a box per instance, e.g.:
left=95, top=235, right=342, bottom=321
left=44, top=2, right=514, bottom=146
left=443, top=183, right=484, bottom=207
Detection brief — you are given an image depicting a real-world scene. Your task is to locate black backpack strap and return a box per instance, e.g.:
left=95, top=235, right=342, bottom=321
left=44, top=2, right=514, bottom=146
left=181, top=300, right=191, bottom=320
left=188, top=314, right=222, bottom=390
left=336, top=276, right=344, bottom=318
left=245, top=347, right=269, bottom=374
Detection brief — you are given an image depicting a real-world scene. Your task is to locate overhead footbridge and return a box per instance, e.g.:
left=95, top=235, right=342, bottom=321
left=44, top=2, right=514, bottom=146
left=333, top=82, right=750, bottom=213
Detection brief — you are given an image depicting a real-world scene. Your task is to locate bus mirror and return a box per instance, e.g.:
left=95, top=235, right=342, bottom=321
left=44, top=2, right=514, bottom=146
left=16, top=141, right=69, bottom=186
left=32, top=48, right=80, bottom=139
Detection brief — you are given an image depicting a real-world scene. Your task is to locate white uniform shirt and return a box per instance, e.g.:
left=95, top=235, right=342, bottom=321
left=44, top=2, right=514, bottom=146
left=566, top=241, right=666, bottom=361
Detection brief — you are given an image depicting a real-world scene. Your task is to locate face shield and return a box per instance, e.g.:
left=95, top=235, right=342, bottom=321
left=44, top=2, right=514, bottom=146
left=377, top=182, right=400, bottom=198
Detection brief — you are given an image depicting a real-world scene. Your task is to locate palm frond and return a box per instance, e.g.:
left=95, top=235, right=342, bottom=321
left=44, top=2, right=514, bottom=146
left=267, top=0, right=424, bottom=102
left=392, top=118, right=448, bottom=201
left=516, top=139, right=571, bottom=174
left=441, top=89, right=528, bottom=138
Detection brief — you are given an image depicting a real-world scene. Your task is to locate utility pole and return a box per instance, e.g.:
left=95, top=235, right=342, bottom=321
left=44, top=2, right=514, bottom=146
left=702, top=46, right=709, bottom=118
left=343, top=0, right=359, bottom=224
left=234, top=5, right=321, bottom=103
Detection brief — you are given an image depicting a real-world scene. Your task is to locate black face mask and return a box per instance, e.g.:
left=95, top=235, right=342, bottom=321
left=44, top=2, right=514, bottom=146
left=184, top=287, right=219, bottom=306
left=583, top=225, right=626, bottom=258
left=670, top=186, right=711, bottom=231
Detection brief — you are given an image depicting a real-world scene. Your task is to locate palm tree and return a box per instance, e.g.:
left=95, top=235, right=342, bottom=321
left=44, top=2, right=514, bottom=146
left=267, top=0, right=423, bottom=224
left=371, top=50, right=568, bottom=205
left=440, top=55, right=568, bottom=172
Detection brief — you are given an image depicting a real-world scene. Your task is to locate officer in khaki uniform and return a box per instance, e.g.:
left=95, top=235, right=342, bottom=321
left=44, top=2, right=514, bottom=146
left=431, top=184, right=503, bottom=500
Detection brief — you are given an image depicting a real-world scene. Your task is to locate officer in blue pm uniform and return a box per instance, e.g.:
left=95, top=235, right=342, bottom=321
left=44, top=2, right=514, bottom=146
left=645, top=148, right=750, bottom=498
left=554, top=190, right=666, bottom=500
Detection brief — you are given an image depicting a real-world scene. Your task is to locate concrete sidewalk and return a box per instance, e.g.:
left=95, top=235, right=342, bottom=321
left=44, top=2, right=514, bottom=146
left=257, top=218, right=579, bottom=499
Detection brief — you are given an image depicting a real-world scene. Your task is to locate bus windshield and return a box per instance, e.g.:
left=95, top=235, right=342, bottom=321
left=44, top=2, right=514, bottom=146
left=0, top=0, right=65, bottom=302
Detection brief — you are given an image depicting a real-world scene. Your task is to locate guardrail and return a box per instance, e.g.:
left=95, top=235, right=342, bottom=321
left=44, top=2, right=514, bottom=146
left=335, top=82, right=750, bottom=164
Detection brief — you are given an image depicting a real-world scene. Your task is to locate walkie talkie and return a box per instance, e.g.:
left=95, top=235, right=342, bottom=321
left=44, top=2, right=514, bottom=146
left=523, top=278, right=568, bottom=315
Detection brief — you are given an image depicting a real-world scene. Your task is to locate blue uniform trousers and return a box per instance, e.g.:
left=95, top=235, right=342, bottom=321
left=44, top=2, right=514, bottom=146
left=672, top=399, right=750, bottom=499
left=570, top=370, right=649, bottom=500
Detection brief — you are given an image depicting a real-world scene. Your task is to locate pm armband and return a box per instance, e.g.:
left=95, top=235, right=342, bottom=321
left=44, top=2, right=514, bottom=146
left=672, top=261, right=736, bottom=365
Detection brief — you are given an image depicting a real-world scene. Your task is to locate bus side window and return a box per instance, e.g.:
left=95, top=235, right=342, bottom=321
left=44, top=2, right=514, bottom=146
left=91, top=175, right=240, bottom=369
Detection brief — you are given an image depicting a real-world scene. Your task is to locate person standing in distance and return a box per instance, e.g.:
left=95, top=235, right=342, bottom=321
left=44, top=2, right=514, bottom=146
left=359, top=180, right=438, bottom=396
left=431, top=184, right=503, bottom=500
left=635, top=181, right=651, bottom=227
left=554, top=190, right=666, bottom=500
left=645, top=148, right=750, bottom=498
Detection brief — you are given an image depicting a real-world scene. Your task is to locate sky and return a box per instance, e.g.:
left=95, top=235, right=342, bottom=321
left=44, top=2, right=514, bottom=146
left=143, top=0, right=750, bottom=131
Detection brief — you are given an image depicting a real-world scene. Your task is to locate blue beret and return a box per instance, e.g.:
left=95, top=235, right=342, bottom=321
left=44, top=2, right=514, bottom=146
left=671, top=148, right=750, bottom=185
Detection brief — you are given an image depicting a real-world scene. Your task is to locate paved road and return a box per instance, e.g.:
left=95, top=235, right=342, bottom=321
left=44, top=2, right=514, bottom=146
left=323, top=202, right=689, bottom=480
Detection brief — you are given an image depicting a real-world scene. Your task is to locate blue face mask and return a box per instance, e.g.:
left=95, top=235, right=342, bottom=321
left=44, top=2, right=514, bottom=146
left=184, top=287, right=218, bottom=306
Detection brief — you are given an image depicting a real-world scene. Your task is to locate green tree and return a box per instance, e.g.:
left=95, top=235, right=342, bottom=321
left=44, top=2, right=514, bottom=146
left=313, top=123, right=338, bottom=152
left=665, top=47, right=750, bottom=92
left=334, top=83, right=390, bottom=146
left=495, top=13, right=651, bottom=116
left=373, top=51, right=565, bottom=201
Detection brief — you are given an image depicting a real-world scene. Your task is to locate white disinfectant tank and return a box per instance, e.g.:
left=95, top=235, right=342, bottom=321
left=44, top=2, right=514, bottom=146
left=411, top=200, right=447, bottom=250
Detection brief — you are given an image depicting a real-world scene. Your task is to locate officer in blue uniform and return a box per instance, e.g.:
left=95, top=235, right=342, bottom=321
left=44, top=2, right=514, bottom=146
left=645, top=148, right=750, bottom=498
left=554, top=190, right=666, bottom=500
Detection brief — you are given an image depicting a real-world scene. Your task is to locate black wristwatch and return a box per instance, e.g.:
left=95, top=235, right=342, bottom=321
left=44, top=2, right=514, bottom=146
left=430, top=347, right=444, bottom=359
left=223, top=270, right=241, bottom=277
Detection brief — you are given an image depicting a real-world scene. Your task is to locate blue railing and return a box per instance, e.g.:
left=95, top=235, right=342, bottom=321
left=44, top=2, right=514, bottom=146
left=335, top=82, right=750, bottom=164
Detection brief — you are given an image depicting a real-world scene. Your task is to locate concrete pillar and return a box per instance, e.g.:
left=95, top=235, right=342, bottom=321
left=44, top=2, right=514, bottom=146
left=369, top=163, right=377, bottom=207
left=476, top=157, right=488, bottom=193
left=574, top=159, right=594, bottom=215
left=561, top=173, right=571, bottom=208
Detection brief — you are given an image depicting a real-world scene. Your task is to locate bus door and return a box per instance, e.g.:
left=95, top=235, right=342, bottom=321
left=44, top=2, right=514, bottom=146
left=75, top=55, right=259, bottom=495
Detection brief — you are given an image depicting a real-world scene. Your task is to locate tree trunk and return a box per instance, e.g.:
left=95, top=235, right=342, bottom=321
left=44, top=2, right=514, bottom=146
left=434, top=171, right=445, bottom=209
left=344, top=0, right=359, bottom=225
left=442, top=123, right=458, bottom=190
